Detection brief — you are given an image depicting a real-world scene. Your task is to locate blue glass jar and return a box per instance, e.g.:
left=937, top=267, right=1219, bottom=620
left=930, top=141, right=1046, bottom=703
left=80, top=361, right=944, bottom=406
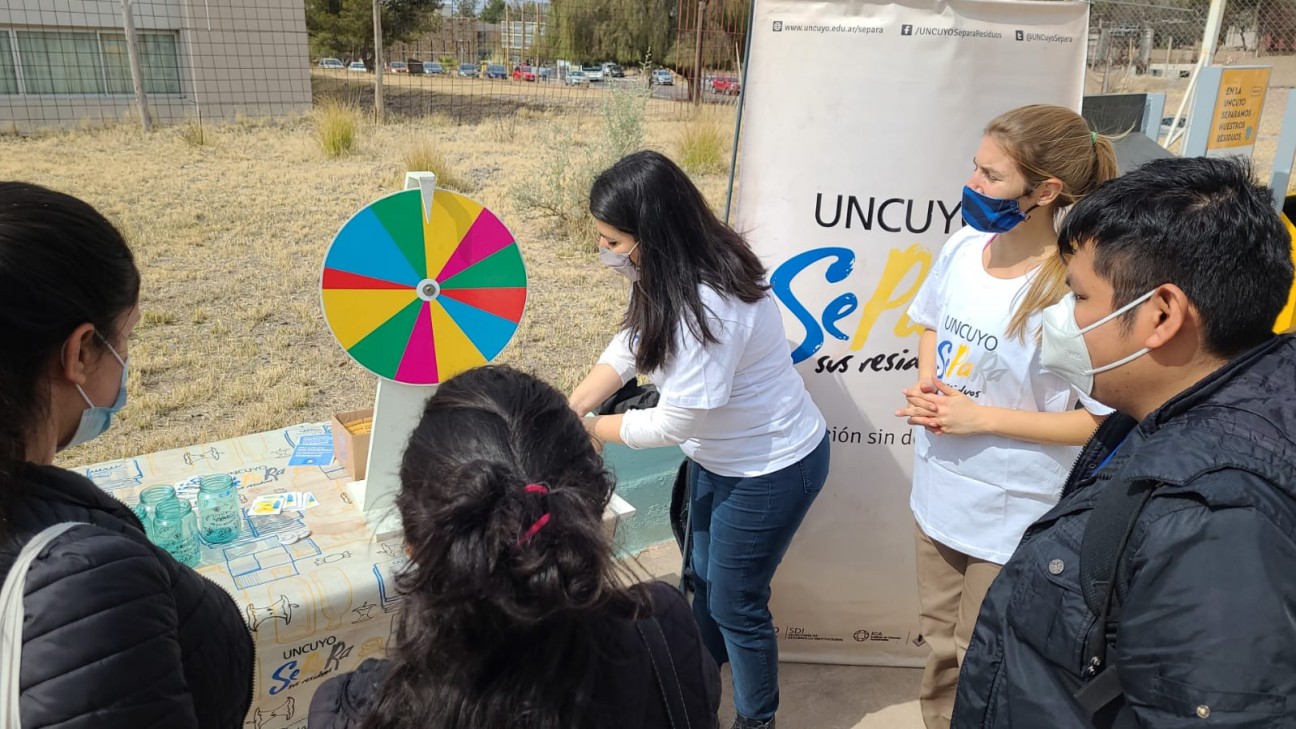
left=153, top=499, right=201, bottom=567
left=137, top=485, right=179, bottom=539
left=196, top=474, right=241, bottom=544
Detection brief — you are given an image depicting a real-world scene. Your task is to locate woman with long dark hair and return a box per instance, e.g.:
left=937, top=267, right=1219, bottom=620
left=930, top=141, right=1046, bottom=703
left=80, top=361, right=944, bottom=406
left=308, top=365, right=720, bottom=729
left=570, top=151, right=830, bottom=729
left=0, top=182, right=253, bottom=727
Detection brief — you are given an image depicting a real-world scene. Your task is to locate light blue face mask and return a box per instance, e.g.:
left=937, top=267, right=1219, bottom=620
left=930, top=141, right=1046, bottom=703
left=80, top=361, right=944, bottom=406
left=61, top=337, right=128, bottom=452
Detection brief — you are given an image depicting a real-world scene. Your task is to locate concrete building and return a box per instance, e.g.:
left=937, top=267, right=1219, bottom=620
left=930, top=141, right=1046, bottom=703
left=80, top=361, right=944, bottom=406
left=0, top=0, right=310, bottom=132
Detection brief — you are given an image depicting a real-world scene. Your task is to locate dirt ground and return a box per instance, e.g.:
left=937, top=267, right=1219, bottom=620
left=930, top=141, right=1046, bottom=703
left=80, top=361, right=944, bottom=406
left=0, top=90, right=735, bottom=469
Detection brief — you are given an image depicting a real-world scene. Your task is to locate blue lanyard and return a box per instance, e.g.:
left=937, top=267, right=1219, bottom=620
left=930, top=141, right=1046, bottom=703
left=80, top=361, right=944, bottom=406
left=1094, top=439, right=1127, bottom=473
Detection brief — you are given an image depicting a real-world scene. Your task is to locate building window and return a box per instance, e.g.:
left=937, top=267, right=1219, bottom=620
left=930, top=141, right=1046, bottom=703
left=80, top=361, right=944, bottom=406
left=0, top=32, right=17, bottom=95
left=10, top=29, right=180, bottom=96
left=16, top=31, right=104, bottom=94
left=101, top=33, right=181, bottom=94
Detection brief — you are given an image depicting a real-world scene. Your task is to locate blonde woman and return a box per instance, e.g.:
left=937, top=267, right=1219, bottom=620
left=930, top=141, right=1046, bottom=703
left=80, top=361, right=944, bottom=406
left=894, top=105, right=1119, bottom=729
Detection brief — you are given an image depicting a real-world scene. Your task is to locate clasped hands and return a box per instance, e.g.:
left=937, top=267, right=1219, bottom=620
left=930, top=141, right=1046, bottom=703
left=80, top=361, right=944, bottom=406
left=895, top=376, right=985, bottom=436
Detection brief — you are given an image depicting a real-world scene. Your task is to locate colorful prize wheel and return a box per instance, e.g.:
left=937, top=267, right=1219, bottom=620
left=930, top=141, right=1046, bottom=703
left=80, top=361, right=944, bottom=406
left=321, top=188, right=526, bottom=384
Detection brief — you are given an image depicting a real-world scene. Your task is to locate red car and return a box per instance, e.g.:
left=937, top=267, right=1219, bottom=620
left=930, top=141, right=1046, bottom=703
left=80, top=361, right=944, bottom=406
left=710, top=76, right=740, bottom=95
left=512, top=65, right=537, bottom=82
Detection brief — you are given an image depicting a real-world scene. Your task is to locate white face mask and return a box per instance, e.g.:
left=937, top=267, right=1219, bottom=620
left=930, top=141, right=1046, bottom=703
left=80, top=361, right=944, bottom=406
left=1040, top=289, right=1158, bottom=396
left=598, top=242, right=639, bottom=282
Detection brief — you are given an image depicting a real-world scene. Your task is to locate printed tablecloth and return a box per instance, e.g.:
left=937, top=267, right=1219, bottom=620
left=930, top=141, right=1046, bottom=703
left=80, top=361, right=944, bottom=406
left=81, top=422, right=634, bottom=729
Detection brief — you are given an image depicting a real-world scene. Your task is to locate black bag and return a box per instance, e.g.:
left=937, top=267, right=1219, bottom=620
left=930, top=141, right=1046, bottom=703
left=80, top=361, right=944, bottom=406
left=595, top=379, right=694, bottom=596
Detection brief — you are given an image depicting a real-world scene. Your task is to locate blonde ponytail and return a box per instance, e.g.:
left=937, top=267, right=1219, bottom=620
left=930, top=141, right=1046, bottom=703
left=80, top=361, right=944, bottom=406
left=988, top=105, right=1120, bottom=340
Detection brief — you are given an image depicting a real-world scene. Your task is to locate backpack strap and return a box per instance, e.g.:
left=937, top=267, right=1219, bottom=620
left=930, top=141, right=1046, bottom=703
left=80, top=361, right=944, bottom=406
left=2, top=522, right=87, bottom=728
left=1075, top=477, right=1157, bottom=728
left=635, top=615, right=693, bottom=729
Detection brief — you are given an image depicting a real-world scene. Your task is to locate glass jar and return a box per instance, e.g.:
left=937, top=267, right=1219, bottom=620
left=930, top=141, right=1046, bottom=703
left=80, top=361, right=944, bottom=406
left=153, top=499, right=201, bottom=567
left=137, top=485, right=179, bottom=539
left=196, top=474, right=241, bottom=544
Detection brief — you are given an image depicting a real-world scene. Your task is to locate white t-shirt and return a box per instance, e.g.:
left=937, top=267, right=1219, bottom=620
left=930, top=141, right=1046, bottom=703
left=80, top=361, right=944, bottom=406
left=598, top=286, right=826, bottom=477
left=907, top=227, right=1112, bottom=564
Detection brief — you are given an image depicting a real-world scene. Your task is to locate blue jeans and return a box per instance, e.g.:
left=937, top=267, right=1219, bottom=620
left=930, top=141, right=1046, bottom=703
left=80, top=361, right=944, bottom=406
left=688, top=433, right=830, bottom=721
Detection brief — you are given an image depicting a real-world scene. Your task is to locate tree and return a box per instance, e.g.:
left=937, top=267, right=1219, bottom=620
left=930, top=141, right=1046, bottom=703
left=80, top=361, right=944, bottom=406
left=306, top=0, right=443, bottom=64
left=480, top=0, right=506, bottom=23
left=453, top=0, right=477, bottom=18
left=547, top=0, right=673, bottom=64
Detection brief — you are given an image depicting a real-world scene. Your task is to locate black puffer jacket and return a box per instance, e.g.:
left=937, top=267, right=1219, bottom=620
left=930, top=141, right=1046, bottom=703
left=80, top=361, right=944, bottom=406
left=954, top=335, right=1296, bottom=728
left=0, top=464, right=254, bottom=728
left=308, top=581, right=720, bottom=729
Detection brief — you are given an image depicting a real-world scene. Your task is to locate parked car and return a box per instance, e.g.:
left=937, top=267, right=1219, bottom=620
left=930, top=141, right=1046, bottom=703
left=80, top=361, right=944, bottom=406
left=389, top=61, right=408, bottom=73
left=602, top=62, right=625, bottom=78
left=458, top=63, right=478, bottom=78
left=319, top=58, right=344, bottom=70
left=512, top=65, right=537, bottom=82
left=1160, top=116, right=1187, bottom=136
left=405, top=58, right=424, bottom=75
left=486, top=64, right=508, bottom=79
left=348, top=61, right=367, bottom=73
left=710, top=75, right=740, bottom=94
left=582, top=65, right=604, bottom=82
left=425, top=61, right=446, bottom=75
left=565, top=69, right=588, bottom=86
left=651, top=68, right=673, bottom=85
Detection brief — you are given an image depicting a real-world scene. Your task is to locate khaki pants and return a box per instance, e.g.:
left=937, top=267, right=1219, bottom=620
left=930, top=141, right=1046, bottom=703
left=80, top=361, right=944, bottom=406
left=914, top=523, right=1002, bottom=729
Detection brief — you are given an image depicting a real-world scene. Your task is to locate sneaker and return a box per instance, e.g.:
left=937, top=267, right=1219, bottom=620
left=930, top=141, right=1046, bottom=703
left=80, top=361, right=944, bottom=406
left=730, top=716, right=775, bottom=729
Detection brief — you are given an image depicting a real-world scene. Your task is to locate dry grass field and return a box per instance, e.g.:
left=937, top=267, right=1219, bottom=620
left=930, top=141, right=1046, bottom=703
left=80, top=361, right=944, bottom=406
left=0, top=81, right=735, bottom=468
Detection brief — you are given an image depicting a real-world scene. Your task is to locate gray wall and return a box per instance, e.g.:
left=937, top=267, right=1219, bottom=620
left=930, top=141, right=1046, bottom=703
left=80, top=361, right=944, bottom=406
left=1, top=0, right=310, bottom=132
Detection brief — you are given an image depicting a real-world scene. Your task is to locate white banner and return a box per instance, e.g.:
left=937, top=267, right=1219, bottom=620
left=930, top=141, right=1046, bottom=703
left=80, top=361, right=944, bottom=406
left=736, top=0, right=1090, bottom=665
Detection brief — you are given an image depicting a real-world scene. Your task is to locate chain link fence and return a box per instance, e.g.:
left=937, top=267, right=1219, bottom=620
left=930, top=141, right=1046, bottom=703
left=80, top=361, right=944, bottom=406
left=0, top=0, right=749, bottom=134
left=1086, top=0, right=1296, bottom=188
left=5, top=0, right=1295, bottom=193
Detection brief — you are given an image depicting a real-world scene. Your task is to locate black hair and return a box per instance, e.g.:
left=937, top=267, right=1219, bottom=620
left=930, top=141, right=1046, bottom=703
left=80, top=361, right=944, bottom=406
left=1058, top=156, right=1292, bottom=357
left=0, top=182, right=140, bottom=537
left=589, top=150, right=767, bottom=373
left=363, top=365, right=647, bottom=729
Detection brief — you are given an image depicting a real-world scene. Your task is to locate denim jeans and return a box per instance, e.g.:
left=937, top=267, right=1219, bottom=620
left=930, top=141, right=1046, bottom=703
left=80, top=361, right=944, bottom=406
left=688, top=432, right=831, bottom=721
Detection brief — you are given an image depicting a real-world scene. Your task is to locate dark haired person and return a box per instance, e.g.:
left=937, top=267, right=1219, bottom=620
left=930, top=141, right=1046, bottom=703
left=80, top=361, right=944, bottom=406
left=953, top=156, right=1296, bottom=727
left=0, top=182, right=252, bottom=727
left=308, top=365, right=720, bottom=729
left=570, top=151, right=830, bottom=729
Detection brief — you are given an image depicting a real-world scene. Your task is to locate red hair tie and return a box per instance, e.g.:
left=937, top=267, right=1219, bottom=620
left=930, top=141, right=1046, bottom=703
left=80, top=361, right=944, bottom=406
left=516, top=483, right=551, bottom=546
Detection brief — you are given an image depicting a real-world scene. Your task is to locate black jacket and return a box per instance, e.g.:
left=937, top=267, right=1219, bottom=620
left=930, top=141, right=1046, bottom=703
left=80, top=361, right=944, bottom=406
left=953, top=334, right=1296, bottom=728
left=0, top=464, right=254, bottom=729
left=308, top=581, right=720, bottom=729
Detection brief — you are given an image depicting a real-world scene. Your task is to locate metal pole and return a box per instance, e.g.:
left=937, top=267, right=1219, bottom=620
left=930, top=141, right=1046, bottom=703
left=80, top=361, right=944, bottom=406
left=1165, top=0, right=1228, bottom=146
left=121, top=0, right=152, bottom=131
left=693, top=0, right=706, bottom=104
left=373, top=0, right=384, bottom=121
left=722, top=0, right=755, bottom=225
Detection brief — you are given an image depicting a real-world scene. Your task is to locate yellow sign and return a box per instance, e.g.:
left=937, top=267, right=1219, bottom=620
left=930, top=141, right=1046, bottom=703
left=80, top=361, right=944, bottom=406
left=1206, top=66, right=1270, bottom=158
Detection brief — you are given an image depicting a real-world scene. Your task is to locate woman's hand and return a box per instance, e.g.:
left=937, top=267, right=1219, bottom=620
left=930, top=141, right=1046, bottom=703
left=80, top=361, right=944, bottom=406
left=899, top=378, right=988, bottom=436
left=896, top=377, right=944, bottom=435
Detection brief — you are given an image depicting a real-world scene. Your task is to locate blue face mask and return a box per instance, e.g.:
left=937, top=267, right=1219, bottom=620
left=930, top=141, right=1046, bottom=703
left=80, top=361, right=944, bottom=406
left=961, top=186, right=1038, bottom=234
left=61, top=337, right=128, bottom=451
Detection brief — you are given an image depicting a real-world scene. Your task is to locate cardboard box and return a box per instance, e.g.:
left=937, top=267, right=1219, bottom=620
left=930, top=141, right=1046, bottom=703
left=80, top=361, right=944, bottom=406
left=331, top=407, right=373, bottom=481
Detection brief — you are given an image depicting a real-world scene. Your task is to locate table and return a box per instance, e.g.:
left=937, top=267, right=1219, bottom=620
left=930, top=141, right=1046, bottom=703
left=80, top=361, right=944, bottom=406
left=81, top=422, right=634, bottom=728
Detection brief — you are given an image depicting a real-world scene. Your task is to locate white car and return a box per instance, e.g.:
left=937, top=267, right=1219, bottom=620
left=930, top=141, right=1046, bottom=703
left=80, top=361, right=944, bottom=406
left=347, top=61, right=367, bottom=73
left=651, top=69, right=673, bottom=85
left=565, top=69, right=589, bottom=86
left=319, top=58, right=344, bottom=70
left=582, top=65, right=603, bottom=82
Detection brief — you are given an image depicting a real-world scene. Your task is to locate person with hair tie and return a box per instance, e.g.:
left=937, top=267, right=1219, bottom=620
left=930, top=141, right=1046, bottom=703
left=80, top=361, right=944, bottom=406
left=894, top=104, right=1119, bottom=728
left=308, top=365, right=720, bottom=729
